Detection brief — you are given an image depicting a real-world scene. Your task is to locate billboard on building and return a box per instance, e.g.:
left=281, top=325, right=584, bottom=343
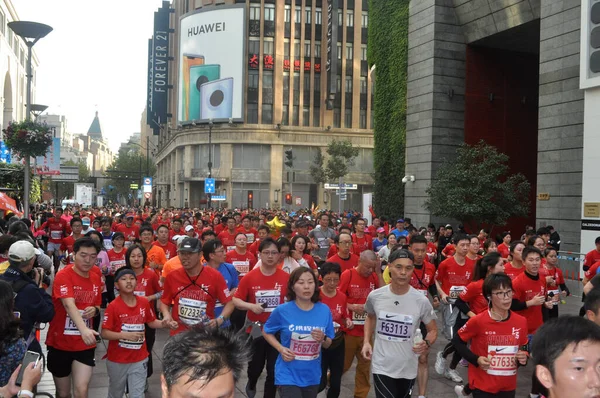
left=35, top=137, right=60, bottom=175
left=177, top=5, right=246, bottom=124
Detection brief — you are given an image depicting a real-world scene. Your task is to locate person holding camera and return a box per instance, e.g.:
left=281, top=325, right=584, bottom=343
left=0, top=240, right=55, bottom=355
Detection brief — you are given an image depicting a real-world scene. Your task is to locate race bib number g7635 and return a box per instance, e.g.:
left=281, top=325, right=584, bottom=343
left=255, top=290, right=280, bottom=312
left=178, top=297, right=207, bottom=326
left=487, top=345, right=518, bottom=376
left=376, top=312, right=413, bottom=342
left=119, top=323, right=145, bottom=350
left=64, top=310, right=92, bottom=336
left=289, top=332, right=320, bottom=361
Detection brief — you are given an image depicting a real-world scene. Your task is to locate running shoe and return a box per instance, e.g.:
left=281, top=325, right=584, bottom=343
left=434, top=351, right=446, bottom=375
left=454, top=385, right=467, bottom=397
left=445, top=368, right=463, bottom=383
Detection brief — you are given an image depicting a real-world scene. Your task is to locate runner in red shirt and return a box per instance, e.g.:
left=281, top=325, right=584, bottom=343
left=116, top=213, right=140, bottom=248
left=218, top=217, right=238, bottom=251
left=232, top=238, right=289, bottom=398
left=159, top=237, right=233, bottom=336
left=338, top=250, right=379, bottom=398
left=538, top=247, right=569, bottom=320
left=236, top=215, right=258, bottom=244
left=139, top=225, right=167, bottom=277
left=248, top=225, right=269, bottom=258
left=39, top=206, right=68, bottom=258
left=59, top=217, right=85, bottom=267
left=504, top=241, right=526, bottom=280
left=453, top=273, right=528, bottom=397
left=327, top=233, right=359, bottom=273
left=318, top=261, right=352, bottom=398
left=584, top=236, right=600, bottom=271
left=497, top=232, right=511, bottom=258
left=168, top=218, right=185, bottom=241
left=226, top=232, right=257, bottom=278
left=153, top=225, right=178, bottom=260
left=290, top=234, right=317, bottom=271
left=101, top=267, right=167, bottom=398
left=351, top=218, right=372, bottom=254
left=46, top=237, right=102, bottom=398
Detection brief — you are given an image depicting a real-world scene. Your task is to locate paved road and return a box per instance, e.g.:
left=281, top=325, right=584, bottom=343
left=36, top=291, right=583, bottom=398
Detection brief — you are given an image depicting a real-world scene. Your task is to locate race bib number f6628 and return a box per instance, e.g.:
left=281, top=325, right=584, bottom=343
left=290, top=332, right=320, bottom=361
left=376, top=312, right=413, bottom=342
left=487, top=345, right=518, bottom=376
left=255, top=290, right=280, bottom=312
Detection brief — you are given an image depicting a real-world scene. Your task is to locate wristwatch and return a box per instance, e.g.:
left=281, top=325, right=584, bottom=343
left=424, top=339, right=431, bottom=347
left=18, top=390, right=34, bottom=398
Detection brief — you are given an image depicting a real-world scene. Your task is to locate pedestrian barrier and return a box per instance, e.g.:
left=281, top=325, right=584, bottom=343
left=557, top=251, right=585, bottom=297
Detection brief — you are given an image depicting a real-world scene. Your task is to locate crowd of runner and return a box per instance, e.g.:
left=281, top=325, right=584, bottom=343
left=1, top=205, right=600, bottom=398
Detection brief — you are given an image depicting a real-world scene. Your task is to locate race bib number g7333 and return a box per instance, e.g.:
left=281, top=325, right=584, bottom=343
left=178, top=297, right=207, bottom=326
left=64, top=310, right=91, bottom=336
left=376, top=312, right=413, bottom=342
left=255, top=290, right=280, bottom=312
left=487, top=345, right=518, bottom=376
left=289, top=332, right=320, bottom=361
left=119, top=323, right=145, bottom=350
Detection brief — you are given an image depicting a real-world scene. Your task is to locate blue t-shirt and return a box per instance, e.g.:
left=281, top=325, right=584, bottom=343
left=263, top=301, right=335, bottom=387
left=214, top=262, right=239, bottom=323
left=372, top=238, right=387, bottom=253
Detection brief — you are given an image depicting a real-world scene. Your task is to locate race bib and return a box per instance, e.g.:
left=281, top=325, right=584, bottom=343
left=487, top=345, right=518, bottom=376
left=227, top=246, right=236, bottom=252
left=245, top=233, right=255, bottom=243
left=64, top=310, right=92, bottom=336
left=51, top=231, right=62, bottom=239
left=255, top=290, right=280, bottom=312
left=449, top=286, right=466, bottom=301
left=233, top=261, right=250, bottom=275
left=549, top=289, right=560, bottom=306
left=133, top=290, right=146, bottom=297
left=333, top=322, right=341, bottom=333
left=376, top=312, right=413, bottom=342
left=119, top=323, right=145, bottom=350
left=317, top=237, right=329, bottom=248
left=289, top=332, right=320, bottom=361
left=352, top=311, right=368, bottom=325
left=178, top=297, right=208, bottom=326
left=111, top=260, right=126, bottom=271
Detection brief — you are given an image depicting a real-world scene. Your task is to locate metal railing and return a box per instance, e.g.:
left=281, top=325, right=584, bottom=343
left=557, top=250, right=586, bottom=297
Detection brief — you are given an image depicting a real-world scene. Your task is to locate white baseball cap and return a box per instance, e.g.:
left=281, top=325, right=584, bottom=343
left=8, top=241, right=41, bottom=262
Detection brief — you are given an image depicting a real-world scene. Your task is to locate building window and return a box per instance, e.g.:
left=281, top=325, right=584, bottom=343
left=232, top=144, right=271, bottom=169
left=313, top=107, right=320, bottom=127
left=361, top=44, right=367, bottom=61
left=304, top=41, right=311, bottom=58
left=263, top=39, right=274, bottom=55
left=315, top=41, right=321, bottom=57
left=283, top=72, right=290, bottom=91
left=314, top=74, right=321, bottom=91
left=249, top=70, right=259, bottom=88
left=247, top=104, right=259, bottom=123
left=282, top=106, right=289, bottom=125
left=262, top=104, right=273, bottom=124
left=295, top=6, right=302, bottom=23
left=249, top=38, right=260, bottom=55
left=305, top=7, right=311, bottom=24
left=304, top=73, right=310, bottom=91
left=336, top=75, right=341, bottom=92
left=338, top=11, right=343, bottom=26
left=250, top=4, right=261, bottom=20
left=337, top=42, right=342, bottom=60
left=360, top=76, right=367, bottom=94
left=284, top=5, right=291, bottom=23
left=346, top=10, right=354, bottom=27
left=315, top=8, right=322, bottom=25
left=264, top=4, right=275, bottom=21
left=360, top=109, right=367, bottom=129
left=361, top=11, right=368, bottom=28
left=263, top=70, right=273, bottom=89
left=294, top=39, right=301, bottom=57
left=345, top=76, right=352, bottom=93
left=333, top=108, right=341, bottom=128
left=293, top=72, right=300, bottom=92
left=345, top=109, right=352, bottom=128
left=346, top=43, right=353, bottom=59
left=293, top=105, right=299, bottom=125
left=284, top=39, right=290, bottom=57
left=0, top=10, right=5, bottom=35
left=303, top=107, right=310, bottom=126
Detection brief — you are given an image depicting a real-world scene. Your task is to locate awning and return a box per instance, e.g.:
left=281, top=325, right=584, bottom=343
left=0, top=192, right=21, bottom=216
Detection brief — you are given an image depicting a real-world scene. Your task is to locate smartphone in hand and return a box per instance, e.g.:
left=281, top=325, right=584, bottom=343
left=16, top=351, right=41, bottom=386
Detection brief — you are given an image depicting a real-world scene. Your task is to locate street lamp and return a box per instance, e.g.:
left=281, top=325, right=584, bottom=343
left=30, top=104, right=48, bottom=120
left=8, top=21, right=52, bottom=218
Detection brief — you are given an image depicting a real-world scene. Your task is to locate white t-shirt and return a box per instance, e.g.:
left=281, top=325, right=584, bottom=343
left=364, top=285, right=437, bottom=380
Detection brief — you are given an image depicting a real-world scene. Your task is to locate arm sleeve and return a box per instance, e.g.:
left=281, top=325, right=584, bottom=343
left=364, top=292, right=375, bottom=315
left=454, top=297, right=472, bottom=315
left=338, top=270, right=350, bottom=295
left=428, top=284, right=438, bottom=297
left=454, top=317, right=480, bottom=366
left=511, top=298, right=527, bottom=311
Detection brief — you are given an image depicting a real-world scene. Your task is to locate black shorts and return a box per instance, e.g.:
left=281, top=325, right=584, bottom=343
left=47, top=347, right=96, bottom=378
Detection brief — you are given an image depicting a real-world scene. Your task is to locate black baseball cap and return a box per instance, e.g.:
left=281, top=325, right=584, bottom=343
left=178, top=237, right=201, bottom=253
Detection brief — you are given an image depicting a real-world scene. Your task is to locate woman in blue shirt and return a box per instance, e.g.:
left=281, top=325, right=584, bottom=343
left=263, top=267, right=335, bottom=398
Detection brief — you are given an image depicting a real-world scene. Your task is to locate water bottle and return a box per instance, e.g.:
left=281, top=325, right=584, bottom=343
left=414, top=328, right=424, bottom=357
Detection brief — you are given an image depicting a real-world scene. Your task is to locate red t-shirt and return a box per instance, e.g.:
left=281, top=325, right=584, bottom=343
left=116, top=224, right=140, bottom=245
left=351, top=233, right=372, bottom=254
left=538, top=266, right=565, bottom=298
left=152, top=240, right=178, bottom=260
left=236, top=227, right=258, bottom=244
left=168, top=228, right=184, bottom=241
left=459, top=279, right=488, bottom=315
left=248, top=239, right=261, bottom=257
left=234, top=266, right=289, bottom=332
left=497, top=243, right=510, bottom=258
left=102, top=296, right=156, bottom=363
left=320, top=290, right=350, bottom=333
left=410, top=261, right=436, bottom=297
left=225, top=250, right=257, bottom=278
left=442, top=243, right=456, bottom=258
left=134, top=268, right=162, bottom=298
left=107, top=248, right=126, bottom=275
left=504, top=262, right=525, bottom=280
left=217, top=230, right=238, bottom=251
left=458, top=311, right=528, bottom=394
left=326, top=253, right=359, bottom=273
left=303, top=254, right=317, bottom=270
left=214, top=224, right=226, bottom=236
left=435, top=256, right=475, bottom=297
left=585, top=261, right=600, bottom=280
left=40, top=218, right=68, bottom=243
left=585, top=249, right=600, bottom=269
left=338, top=268, right=378, bottom=337
left=512, top=272, right=546, bottom=334
left=60, top=235, right=84, bottom=264
left=161, top=266, right=231, bottom=335
left=47, top=266, right=102, bottom=351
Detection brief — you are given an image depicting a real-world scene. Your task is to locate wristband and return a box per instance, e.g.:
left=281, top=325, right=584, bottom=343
left=425, top=339, right=431, bottom=347
left=18, top=390, right=34, bottom=398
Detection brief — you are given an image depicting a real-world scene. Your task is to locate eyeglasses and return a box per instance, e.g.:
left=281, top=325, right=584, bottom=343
left=492, top=290, right=513, bottom=299
left=338, top=241, right=352, bottom=245
left=261, top=251, right=279, bottom=256
left=322, top=278, right=339, bottom=284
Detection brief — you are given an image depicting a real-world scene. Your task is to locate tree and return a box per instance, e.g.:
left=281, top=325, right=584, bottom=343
left=424, top=141, right=531, bottom=232
left=310, top=139, right=359, bottom=185
left=369, top=0, right=409, bottom=220
left=0, top=163, right=40, bottom=205
left=104, top=149, right=156, bottom=203
left=309, top=148, right=327, bottom=185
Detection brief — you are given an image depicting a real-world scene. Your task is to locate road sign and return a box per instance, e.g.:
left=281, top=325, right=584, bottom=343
left=144, top=192, right=151, bottom=199
left=341, top=194, right=347, bottom=200
left=130, top=184, right=139, bottom=189
left=204, top=178, right=215, bottom=194
left=295, top=197, right=302, bottom=206
left=53, top=166, right=79, bottom=182
left=144, top=177, right=152, bottom=186
left=324, top=183, right=357, bottom=190
left=212, top=195, right=226, bottom=201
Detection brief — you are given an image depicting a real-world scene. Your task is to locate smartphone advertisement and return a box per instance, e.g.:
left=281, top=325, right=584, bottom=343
left=178, top=5, right=246, bottom=124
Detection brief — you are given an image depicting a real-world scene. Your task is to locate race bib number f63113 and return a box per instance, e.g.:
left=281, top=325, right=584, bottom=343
left=376, top=312, right=413, bottom=342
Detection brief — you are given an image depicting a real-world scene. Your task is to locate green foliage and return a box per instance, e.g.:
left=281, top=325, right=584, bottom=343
left=309, top=148, right=327, bottom=185
left=104, top=149, right=156, bottom=201
left=325, top=139, right=359, bottom=181
left=0, top=163, right=39, bottom=203
left=369, top=0, right=409, bottom=220
left=2, top=120, right=53, bottom=158
left=424, top=141, right=531, bottom=230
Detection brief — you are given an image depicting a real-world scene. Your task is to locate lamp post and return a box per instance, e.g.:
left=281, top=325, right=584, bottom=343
left=207, top=119, right=213, bottom=209
left=8, top=21, right=52, bottom=218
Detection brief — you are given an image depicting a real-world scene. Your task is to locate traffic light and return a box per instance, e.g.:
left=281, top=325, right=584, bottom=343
left=284, top=149, right=293, bottom=168
left=583, top=0, right=600, bottom=83
left=285, top=193, right=292, bottom=204
left=247, top=190, right=253, bottom=209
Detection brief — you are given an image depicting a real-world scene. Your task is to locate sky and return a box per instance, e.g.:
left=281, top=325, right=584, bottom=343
left=16, top=0, right=163, bottom=152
